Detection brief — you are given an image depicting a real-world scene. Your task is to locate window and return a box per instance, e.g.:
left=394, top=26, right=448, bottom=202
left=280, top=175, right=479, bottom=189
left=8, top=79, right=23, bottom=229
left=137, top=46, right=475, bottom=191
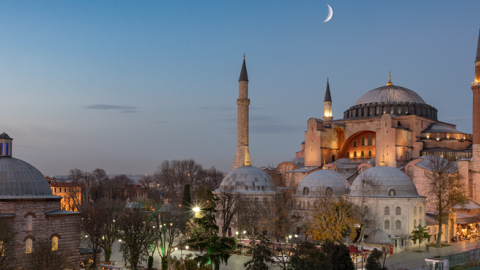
left=27, top=215, right=33, bottom=231
left=286, top=165, right=290, bottom=171
left=407, top=166, right=413, bottom=176
left=389, top=189, right=396, bottom=196
left=0, top=241, right=3, bottom=257
left=0, top=143, right=2, bottom=155
left=414, top=206, right=417, bottom=215
left=279, top=168, right=283, bottom=174
left=52, top=236, right=58, bottom=251
left=395, top=206, right=401, bottom=215
left=325, top=187, right=332, bottom=197
left=368, top=151, right=372, bottom=157
left=384, top=220, right=390, bottom=230
left=419, top=206, right=423, bottom=214
left=353, top=151, right=357, bottom=158
left=5, top=143, right=8, bottom=156
left=414, top=220, right=417, bottom=227
left=419, top=219, right=422, bottom=226
left=361, top=138, right=365, bottom=146
left=395, top=220, right=401, bottom=230
left=368, top=134, right=373, bottom=145
left=353, top=141, right=357, bottom=147
left=25, top=238, right=32, bottom=254
left=303, top=187, right=309, bottom=196
left=346, top=151, right=350, bottom=158
left=384, top=206, right=390, bottom=215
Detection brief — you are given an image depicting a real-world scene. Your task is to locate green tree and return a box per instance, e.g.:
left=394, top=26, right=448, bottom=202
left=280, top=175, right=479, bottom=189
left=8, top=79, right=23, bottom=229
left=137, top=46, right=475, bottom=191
left=186, top=191, right=235, bottom=270
left=365, top=249, right=383, bottom=270
left=288, top=241, right=331, bottom=270
left=244, top=238, right=275, bottom=270
left=322, top=241, right=354, bottom=270
left=410, top=225, right=432, bottom=251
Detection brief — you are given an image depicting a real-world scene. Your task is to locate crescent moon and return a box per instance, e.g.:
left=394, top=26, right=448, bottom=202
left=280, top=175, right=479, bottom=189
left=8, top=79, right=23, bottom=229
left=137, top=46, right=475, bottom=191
left=323, top=4, right=333, bottom=23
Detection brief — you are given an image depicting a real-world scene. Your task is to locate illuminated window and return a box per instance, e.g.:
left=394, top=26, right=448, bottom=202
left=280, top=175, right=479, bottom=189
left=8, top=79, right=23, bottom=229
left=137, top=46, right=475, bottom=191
left=27, top=215, right=33, bottom=231
left=353, top=141, right=357, bottom=147
left=395, top=206, right=401, bottom=215
left=384, top=206, right=390, bottom=215
left=0, top=241, right=3, bottom=256
left=395, top=220, right=401, bottom=230
left=25, top=238, right=32, bottom=254
left=52, top=236, right=58, bottom=251
left=384, top=220, right=390, bottom=230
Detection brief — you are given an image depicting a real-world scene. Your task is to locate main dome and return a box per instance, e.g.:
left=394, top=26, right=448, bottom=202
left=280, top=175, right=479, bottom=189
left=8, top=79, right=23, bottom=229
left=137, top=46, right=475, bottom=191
left=355, top=85, right=426, bottom=106
left=0, top=157, right=58, bottom=199
left=218, top=166, right=274, bottom=193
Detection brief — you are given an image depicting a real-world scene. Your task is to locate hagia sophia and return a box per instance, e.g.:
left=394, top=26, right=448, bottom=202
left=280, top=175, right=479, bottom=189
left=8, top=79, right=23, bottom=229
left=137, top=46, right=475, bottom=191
left=217, top=25, right=480, bottom=253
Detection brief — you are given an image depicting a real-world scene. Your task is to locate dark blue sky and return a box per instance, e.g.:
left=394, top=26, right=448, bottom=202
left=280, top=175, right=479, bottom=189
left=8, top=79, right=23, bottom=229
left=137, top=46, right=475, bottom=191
left=1, top=0, right=479, bottom=175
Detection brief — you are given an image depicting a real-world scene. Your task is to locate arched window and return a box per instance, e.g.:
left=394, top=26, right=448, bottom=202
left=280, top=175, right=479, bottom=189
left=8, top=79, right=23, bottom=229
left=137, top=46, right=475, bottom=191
left=395, top=206, right=401, bottom=215
left=346, top=151, right=350, bottom=158
left=389, top=189, right=396, bottom=196
left=414, top=206, right=417, bottom=215
left=325, top=187, right=332, bottom=197
left=25, top=238, right=33, bottom=254
left=368, top=134, right=373, bottom=145
left=384, top=206, right=390, bottom=215
left=414, top=220, right=417, bottom=227
left=361, top=151, right=364, bottom=157
left=6, top=143, right=8, bottom=156
left=52, top=236, right=58, bottom=251
left=395, top=220, right=401, bottom=230
left=279, top=168, right=283, bottom=174
left=361, top=138, right=365, bottom=146
left=353, top=141, right=357, bottom=147
left=27, top=215, right=33, bottom=231
left=368, top=151, right=372, bottom=157
left=407, top=166, right=413, bottom=176
left=303, top=187, right=309, bottom=196
left=286, top=165, right=290, bottom=171
left=384, top=220, right=390, bottom=230
left=0, top=143, right=2, bottom=155
left=353, top=151, right=357, bottom=157
left=419, top=206, right=423, bottom=214
left=419, top=219, right=422, bottom=226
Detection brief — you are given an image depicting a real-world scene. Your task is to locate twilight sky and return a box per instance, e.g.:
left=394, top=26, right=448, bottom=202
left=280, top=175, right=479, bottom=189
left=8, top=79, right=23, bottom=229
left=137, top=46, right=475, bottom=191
left=1, top=0, right=479, bottom=176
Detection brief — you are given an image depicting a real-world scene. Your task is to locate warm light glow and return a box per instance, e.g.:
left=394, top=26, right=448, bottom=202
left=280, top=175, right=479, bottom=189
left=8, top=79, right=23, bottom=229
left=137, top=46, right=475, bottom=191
left=243, top=231, right=246, bottom=234
left=186, top=246, right=189, bottom=249
left=294, top=235, right=298, bottom=238
left=235, top=231, right=239, bottom=235
left=288, top=235, right=292, bottom=239
left=193, top=207, right=200, bottom=213
left=175, top=247, right=178, bottom=251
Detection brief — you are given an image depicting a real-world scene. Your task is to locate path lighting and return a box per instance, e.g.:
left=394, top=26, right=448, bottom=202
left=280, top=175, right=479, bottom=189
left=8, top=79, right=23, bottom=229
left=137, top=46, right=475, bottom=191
left=175, top=247, right=178, bottom=251
left=186, top=246, right=189, bottom=250
left=119, top=239, right=122, bottom=242
left=170, top=223, right=172, bottom=226
left=288, top=235, right=292, bottom=239
left=193, top=207, right=200, bottom=213
left=243, top=231, right=246, bottom=234
left=294, top=235, right=298, bottom=238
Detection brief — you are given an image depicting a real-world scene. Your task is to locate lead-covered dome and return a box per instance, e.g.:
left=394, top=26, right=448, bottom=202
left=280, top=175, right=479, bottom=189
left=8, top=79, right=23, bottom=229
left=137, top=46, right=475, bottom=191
left=355, top=85, right=425, bottom=106
left=296, top=169, right=350, bottom=197
left=218, top=166, right=274, bottom=192
left=349, top=166, right=421, bottom=197
left=0, top=157, right=58, bottom=199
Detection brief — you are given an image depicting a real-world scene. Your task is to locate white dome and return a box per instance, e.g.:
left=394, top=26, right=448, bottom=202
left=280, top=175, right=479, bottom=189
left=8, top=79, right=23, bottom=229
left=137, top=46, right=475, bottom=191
left=296, top=169, right=349, bottom=197
left=218, top=166, right=274, bottom=193
left=364, top=229, right=393, bottom=245
left=349, top=166, right=420, bottom=197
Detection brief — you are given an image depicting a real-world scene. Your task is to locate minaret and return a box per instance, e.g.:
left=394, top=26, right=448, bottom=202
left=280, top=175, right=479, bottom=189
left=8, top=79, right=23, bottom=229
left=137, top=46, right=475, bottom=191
left=323, top=78, right=333, bottom=123
left=471, top=25, right=480, bottom=166
left=233, top=55, right=251, bottom=170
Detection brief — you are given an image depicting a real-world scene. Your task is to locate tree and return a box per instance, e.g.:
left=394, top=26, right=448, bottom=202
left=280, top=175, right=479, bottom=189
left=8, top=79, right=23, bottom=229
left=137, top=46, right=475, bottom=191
left=288, top=241, right=331, bottom=270
left=25, top=239, right=72, bottom=270
left=216, top=191, right=241, bottom=237
left=322, top=241, right=354, bottom=270
left=410, top=225, right=432, bottom=251
left=423, top=155, right=468, bottom=247
left=186, top=191, right=235, bottom=270
left=0, top=218, right=16, bottom=270
left=171, top=254, right=212, bottom=270
left=307, top=197, right=357, bottom=243
left=69, top=168, right=98, bottom=205
left=244, top=238, right=275, bottom=270
left=98, top=198, right=125, bottom=262
left=78, top=200, right=107, bottom=268
left=118, top=206, right=156, bottom=269
left=365, top=249, right=383, bottom=270
left=182, top=184, right=192, bottom=210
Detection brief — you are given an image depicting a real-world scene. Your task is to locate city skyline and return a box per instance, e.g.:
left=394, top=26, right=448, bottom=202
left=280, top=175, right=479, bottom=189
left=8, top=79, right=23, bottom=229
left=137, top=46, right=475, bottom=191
left=1, top=0, right=479, bottom=175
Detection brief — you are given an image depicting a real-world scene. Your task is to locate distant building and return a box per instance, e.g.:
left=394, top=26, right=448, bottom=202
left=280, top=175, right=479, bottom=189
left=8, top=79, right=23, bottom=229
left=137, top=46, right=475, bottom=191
left=49, top=180, right=82, bottom=211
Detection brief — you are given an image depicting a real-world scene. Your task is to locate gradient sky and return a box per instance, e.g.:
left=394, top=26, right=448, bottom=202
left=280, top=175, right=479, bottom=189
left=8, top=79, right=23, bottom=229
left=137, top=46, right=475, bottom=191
left=1, top=0, right=479, bottom=176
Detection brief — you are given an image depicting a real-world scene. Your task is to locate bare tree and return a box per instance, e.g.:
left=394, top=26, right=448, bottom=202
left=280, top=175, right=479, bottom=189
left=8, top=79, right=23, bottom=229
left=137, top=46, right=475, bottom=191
left=69, top=168, right=98, bottom=205
left=78, top=201, right=108, bottom=268
left=98, top=198, right=125, bottom=262
left=101, top=174, right=132, bottom=200
left=25, top=239, right=72, bottom=270
left=215, top=191, right=241, bottom=237
left=0, top=218, right=16, bottom=270
left=423, top=155, right=468, bottom=246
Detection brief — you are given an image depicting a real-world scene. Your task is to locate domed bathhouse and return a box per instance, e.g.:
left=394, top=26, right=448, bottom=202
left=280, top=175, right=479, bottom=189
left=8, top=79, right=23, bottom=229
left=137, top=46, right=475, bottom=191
left=347, top=165, right=426, bottom=254
left=0, top=133, right=82, bottom=269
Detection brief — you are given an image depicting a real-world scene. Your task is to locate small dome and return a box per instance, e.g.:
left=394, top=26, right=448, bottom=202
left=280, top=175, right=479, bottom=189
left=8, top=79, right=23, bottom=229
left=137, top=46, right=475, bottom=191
left=355, top=85, right=425, bottom=106
left=296, top=169, right=350, bottom=196
left=289, top=157, right=305, bottom=165
left=0, top=133, right=11, bottom=139
left=218, top=166, right=274, bottom=192
left=349, top=166, right=420, bottom=197
left=0, top=157, right=59, bottom=199
left=364, top=229, right=393, bottom=245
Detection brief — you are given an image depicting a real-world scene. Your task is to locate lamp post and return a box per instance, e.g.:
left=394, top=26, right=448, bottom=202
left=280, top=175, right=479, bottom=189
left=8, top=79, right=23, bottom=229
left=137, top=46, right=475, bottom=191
left=235, top=231, right=239, bottom=239
left=193, top=206, right=200, bottom=218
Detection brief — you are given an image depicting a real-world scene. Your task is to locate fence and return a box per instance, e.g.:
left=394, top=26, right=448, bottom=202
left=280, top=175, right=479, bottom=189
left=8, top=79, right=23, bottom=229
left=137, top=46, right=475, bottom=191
left=406, top=248, right=480, bottom=270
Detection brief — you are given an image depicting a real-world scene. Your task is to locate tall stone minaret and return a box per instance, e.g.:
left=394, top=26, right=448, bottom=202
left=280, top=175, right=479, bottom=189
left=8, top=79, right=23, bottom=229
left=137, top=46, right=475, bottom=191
left=472, top=25, right=480, bottom=167
left=323, top=78, right=333, bottom=123
left=233, top=55, right=252, bottom=170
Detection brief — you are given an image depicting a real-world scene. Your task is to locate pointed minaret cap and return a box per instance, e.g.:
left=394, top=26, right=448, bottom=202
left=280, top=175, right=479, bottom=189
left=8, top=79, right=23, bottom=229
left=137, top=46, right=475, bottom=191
left=476, top=24, right=480, bottom=63
left=380, top=153, right=387, bottom=166
left=322, top=160, right=327, bottom=169
left=386, top=71, right=393, bottom=86
left=243, top=145, right=252, bottom=166
left=238, top=54, right=249, bottom=82
left=324, top=77, right=332, bottom=102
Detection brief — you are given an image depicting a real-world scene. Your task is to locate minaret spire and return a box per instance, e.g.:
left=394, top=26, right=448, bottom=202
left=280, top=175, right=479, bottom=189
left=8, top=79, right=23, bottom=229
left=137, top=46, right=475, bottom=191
left=323, top=78, right=333, bottom=123
left=386, top=71, right=393, bottom=86
left=233, top=56, right=251, bottom=169
left=471, top=24, right=480, bottom=165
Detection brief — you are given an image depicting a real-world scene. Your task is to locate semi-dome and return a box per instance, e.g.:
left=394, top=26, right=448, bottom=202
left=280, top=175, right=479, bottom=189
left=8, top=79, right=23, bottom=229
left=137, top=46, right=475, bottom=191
left=355, top=85, right=425, bottom=106
left=296, top=169, right=350, bottom=197
left=0, top=157, right=59, bottom=199
left=349, top=166, right=421, bottom=197
left=218, top=166, right=274, bottom=192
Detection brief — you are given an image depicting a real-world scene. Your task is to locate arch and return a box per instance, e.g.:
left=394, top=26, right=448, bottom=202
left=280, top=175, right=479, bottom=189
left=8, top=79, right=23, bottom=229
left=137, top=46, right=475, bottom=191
left=384, top=206, right=390, bottom=215
left=384, top=220, right=390, bottom=230
left=395, top=220, right=401, bottom=230
left=339, top=130, right=377, bottom=158
left=395, top=206, right=401, bottom=215
left=303, top=187, right=309, bottom=196
left=52, top=236, right=59, bottom=251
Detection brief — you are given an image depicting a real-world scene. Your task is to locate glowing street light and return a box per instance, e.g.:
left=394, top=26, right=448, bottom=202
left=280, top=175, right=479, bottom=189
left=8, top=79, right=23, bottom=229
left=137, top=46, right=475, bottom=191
left=193, top=207, right=200, bottom=213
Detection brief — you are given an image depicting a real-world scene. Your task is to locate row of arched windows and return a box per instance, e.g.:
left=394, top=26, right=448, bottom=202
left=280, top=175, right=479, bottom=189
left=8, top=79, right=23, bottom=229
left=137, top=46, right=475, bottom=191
left=353, top=135, right=374, bottom=147
left=384, top=220, right=402, bottom=230
left=0, top=143, right=9, bottom=155
left=346, top=151, right=373, bottom=158
left=384, top=206, right=402, bottom=215
left=25, top=236, right=59, bottom=254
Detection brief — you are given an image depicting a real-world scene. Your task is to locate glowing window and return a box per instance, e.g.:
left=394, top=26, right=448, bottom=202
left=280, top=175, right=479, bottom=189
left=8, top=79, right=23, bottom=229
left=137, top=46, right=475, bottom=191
left=395, top=220, right=401, bottom=230
left=395, top=206, right=401, bottom=215
left=384, top=220, right=390, bottom=230
left=25, top=238, right=32, bottom=254
left=52, top=236, right=58, bottom=251
left=27, top=215, right=33, bottom=231
left=384, top=206, right=390, bottom=215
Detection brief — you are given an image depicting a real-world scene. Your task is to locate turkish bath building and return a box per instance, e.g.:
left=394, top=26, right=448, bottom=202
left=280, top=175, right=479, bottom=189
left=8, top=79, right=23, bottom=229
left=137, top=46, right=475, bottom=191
left=216, top=26, right=480, bottom=253
left=0, top=133, right=81, bottom=268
